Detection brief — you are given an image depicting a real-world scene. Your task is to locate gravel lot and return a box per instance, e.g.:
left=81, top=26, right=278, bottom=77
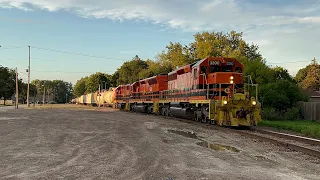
left=0, top=105, right=319, bottom=180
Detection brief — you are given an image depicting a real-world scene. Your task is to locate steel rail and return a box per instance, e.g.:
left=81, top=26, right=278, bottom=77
left=118, top=110, right=320, bottom=159
left=252, top=128, right=320, bottom=146
left=236, top=130, right=320, bottom=159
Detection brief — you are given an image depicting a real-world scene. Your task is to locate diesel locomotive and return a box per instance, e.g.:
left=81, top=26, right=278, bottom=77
left=73, top=57, right=261, bottom=127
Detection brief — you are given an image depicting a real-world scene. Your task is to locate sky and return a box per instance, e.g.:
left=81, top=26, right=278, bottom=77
left=0, top=0, right=319, bottom=85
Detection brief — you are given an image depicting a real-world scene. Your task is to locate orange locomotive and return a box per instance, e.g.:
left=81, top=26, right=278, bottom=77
left=115, top=57, right=261, bottom=127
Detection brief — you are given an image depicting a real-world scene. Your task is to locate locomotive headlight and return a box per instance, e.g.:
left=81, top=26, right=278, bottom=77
left=223, top=100, right=227, bottom=105
left=230, top=76, right=234, bottom=80
left=230, top=80, right=234, bottom=84
left=252, top=101, right=256, bottom=105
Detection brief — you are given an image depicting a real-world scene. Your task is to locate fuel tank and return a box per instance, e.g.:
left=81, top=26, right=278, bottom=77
left=169, top=107, right=193, bottom=119
left=133, top=105, right=147, bottom=113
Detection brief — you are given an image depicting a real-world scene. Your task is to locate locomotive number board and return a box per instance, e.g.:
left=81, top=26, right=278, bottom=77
left=209, top=61, right=234, bottom=66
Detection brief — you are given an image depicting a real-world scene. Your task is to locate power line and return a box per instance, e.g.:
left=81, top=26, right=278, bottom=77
left=31, top=46, right=127, bottom=61
left=32, top=70, right=115, bottom=74
left=30, top=57, right=121, bottom=66
left=268, top=60, right=311, bottom=64
left=0, top=47, right=24, bottom=50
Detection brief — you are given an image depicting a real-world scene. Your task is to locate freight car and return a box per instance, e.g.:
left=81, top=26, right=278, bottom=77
left=73, top=87, right=117, bottom=107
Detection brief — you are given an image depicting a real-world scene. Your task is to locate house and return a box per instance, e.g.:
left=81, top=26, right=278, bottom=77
left=301, top=89, right=320, bottom=102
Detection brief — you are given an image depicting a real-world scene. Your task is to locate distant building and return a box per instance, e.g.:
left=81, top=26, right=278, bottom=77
left=301, top=89, right=320, bottom=102
left=10, top=94, right=55, bottom=104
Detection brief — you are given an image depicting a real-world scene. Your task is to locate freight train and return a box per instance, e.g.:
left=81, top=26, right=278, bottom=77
left=72, top=57, right=261, bottom=127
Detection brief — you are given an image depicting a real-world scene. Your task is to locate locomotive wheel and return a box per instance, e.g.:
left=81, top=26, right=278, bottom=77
left=201, top=115, right=207, bottom=123
left=161, top=108, right=165, bottom=116
left=193, top=113, right=197, bottom=121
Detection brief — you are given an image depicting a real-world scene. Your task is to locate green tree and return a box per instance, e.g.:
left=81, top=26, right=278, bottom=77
left=158, top=42, right=194, bottom=68
left=110, top=71, right=119, bottom=87
left=85, top=72, right=111, bottom=93
left=31, top=79, right=73, bottom=103
left=191, top=30, right=262, bottom=61
left=73, top=77, right=88, bottom=97
left=295, top=59, right=320, bottom=90
left=259, top=80, right=306, bottom=111
left=117, top=55, right=148, bottom=84
left=271, top=66, right=294, bottom=82
left=242, top=59, right=274, bottom=85
left=0, top=66, right=15, bottom=104
left=138, top=59, right=173, bottom=79
left=51, top=80, right=73, bottom=103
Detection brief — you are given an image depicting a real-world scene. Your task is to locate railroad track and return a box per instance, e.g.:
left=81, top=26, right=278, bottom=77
left=237, top=128, right=320, bottom=159
left=115, top=109, right=320, bottom=159
left=160, top=114, right=320, bottom=159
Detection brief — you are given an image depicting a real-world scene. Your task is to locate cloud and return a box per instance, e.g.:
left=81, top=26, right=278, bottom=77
left=1, top=0, right=319, bottom=75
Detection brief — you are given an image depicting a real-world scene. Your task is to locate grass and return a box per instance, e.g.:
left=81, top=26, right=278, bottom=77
left=24, top=104, right=109, bottom=111
left=0, top=104, right=13, bottom=107
left=259, top=120, right=320, bottom=139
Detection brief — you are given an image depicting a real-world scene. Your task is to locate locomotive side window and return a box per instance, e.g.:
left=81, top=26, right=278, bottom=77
left=222, top=65, right=233, bottom=72
left=235, top=67, right=242, bottom=73
left=193, top=69, right=198, bottom=79
left=210, top=65, right=220, bottom=73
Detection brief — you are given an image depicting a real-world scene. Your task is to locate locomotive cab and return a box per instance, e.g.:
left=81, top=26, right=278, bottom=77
left=193, top=57, right=245, bottom=100
left=192, top=57, right=261, bottom=126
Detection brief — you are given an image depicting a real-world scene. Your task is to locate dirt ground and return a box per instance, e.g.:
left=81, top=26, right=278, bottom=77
left=0, top=105, right=319, bottom=180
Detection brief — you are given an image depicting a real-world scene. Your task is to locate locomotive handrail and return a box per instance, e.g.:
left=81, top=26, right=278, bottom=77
left=200, top=73, right=209, bottom=99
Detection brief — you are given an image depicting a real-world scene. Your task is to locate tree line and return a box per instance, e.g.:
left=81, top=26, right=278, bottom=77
left=0, top=66, right=37, bottom=105
left=75, top=30, right=320, bottom=120
left=30, top=79, right=73, bottom=103
left=0, top=65, right=73, bottom=104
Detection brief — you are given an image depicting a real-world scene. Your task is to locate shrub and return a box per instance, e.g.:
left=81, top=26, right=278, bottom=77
left=262, top=107, right=301, bottom=121
left=262, top=107, right=279, bottom=120
left=284, top=107, right=301, bottom=120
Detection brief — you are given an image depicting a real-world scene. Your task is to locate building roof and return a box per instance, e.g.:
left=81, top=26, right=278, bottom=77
left=301, top=88, right=320, bottom=97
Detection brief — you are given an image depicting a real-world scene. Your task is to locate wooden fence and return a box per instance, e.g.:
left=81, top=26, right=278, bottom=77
left=297, top=102, right=320, bottom=121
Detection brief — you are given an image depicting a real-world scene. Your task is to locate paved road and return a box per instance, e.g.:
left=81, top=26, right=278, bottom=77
left=0, top=104, right=27, bottom=111
left=0, top=105, right=319, bottom=179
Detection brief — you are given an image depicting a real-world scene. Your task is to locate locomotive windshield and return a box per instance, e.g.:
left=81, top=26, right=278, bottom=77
left=210, top=65, right=220, bottom=73
left=222, top=65, right=233, bottom=72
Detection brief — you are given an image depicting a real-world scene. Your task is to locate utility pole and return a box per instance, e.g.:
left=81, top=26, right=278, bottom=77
left=42, top=86, right=45, bottom=105
left=98, top=84, right=101, bottom=107
left=27, top=45, right=30, bottom=107
left=65, top=93, right=67, bottom=104
left=312, top=57, right=317, bottom=65
left=15, top=68, right=19, bottom=109
left=103, top=81, right=107, bottom=90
